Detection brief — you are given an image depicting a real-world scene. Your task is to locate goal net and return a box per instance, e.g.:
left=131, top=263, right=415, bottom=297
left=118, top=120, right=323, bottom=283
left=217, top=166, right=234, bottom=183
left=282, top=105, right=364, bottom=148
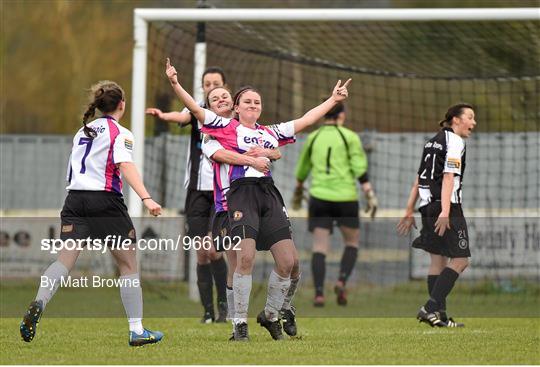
left=132, top=8, right=539, bottom=314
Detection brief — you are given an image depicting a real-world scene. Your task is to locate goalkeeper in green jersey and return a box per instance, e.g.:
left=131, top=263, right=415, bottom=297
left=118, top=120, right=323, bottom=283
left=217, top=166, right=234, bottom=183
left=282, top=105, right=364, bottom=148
left=293, top=101, right=377, bottom=307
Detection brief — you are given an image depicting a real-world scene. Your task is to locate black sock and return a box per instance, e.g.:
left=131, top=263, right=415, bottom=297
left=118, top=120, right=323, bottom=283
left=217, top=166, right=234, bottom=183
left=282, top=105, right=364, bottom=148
left=338, top=246, right=358, bottom=284
left=210, top=257, right=228, bottom=304
left=425, top=267, right=459, bottom=313
left=427, top=274, right=447, bottom=311
left=197, top=263, right=214, bottom=315
left=311, top=252, right=326, bottom=296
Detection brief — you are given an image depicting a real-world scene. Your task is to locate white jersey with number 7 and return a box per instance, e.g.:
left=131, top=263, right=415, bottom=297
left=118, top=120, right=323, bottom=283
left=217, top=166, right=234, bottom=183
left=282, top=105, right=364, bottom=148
left=66, top=116, right=134, bottom=194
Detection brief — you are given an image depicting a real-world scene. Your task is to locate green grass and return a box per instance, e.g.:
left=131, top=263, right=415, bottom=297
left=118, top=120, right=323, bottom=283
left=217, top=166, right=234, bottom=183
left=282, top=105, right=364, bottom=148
left=1, top=318, right=539, bottom=364
left=1, top=280, right=539, bottom=364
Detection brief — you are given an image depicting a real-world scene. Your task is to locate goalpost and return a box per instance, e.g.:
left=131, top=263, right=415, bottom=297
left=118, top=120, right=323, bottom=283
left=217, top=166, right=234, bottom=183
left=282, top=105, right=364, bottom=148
left=129, top=7, right=538, bottom=216
left=130, top=7, right=539, bottom=302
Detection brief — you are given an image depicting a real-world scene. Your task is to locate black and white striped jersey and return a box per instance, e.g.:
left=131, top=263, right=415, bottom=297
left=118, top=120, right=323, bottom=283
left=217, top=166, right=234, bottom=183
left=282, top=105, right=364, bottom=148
left=181, top=102, right=214, bottom=191
left=417, top=127, right=466, bottom=208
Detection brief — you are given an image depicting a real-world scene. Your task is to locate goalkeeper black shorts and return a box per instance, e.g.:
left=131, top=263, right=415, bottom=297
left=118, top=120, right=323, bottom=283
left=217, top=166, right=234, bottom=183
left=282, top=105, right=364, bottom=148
left=226, top=177, right=292, bottom=251
left=308, top=195, right=359, bottom=234
left=413, top=202, right=471, bottom=258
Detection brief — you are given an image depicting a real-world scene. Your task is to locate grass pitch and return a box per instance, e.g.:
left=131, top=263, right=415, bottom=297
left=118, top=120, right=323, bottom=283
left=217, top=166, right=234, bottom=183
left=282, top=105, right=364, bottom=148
left=1, top=280, right=539, bottom=364
left=1, top=318, right=539, bottom=364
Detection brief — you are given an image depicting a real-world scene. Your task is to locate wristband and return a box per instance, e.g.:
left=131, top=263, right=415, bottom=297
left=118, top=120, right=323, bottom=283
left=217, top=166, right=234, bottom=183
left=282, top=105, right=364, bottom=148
left=141, top=197, right=152, bottom=202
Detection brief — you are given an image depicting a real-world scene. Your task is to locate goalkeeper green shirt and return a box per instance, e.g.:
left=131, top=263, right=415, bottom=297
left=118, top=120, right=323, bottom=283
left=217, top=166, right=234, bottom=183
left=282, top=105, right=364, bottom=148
left=295, top=125, right=368, bottom=202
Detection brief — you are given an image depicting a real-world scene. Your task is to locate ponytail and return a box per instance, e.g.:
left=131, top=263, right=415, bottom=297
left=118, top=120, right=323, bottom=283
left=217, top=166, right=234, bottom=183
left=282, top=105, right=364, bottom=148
left=82, top=102, right=97, bottom=138
left=439, top=103, right=474, bottom=127
left=81, top=83, right=124, bottom=138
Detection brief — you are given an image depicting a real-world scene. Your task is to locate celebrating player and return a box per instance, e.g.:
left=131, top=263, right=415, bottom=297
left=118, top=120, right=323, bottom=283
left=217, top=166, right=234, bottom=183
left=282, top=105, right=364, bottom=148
left=20, top=81, right=164, bottom=346
left=146, top=66, right=229, bottom=324
left=293, top=101, right=377, bottom=307
left=397, top=103, right=476, bottom=327
left=199, top=85, right=286, bottom=339
left=165, top=57, right=351, bottom=341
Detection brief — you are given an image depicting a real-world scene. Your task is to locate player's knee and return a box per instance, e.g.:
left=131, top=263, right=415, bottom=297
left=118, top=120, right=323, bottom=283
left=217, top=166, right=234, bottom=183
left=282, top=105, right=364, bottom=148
left=237, top=253, right=255, bottom=273
left=459, top=258, right=470, bottom=272
left=116, top=259, right=137, bottom=275
left=276, top=256, right=294, bottom=277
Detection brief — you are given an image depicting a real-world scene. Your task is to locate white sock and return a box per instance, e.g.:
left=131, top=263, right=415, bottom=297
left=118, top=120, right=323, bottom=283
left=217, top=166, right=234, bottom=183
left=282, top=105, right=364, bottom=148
left=282, top=273, right=301, bottom=310
left=233, top=272, right=252, bottom=324
left=264, top=270, right=291, bottom=322
left=35, top=260, right=69, bottom=309
left=226, top=286, right=235, bottom=321
left=119, top=273, right=144, bottom=334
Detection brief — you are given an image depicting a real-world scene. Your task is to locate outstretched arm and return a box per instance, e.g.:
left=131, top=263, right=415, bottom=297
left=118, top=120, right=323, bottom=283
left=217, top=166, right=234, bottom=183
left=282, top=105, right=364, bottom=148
left=293, top=79, right=351, bottom=134
left=145, top=108, right=192, bottom=126
left=165, top=58, right=205, bottom=123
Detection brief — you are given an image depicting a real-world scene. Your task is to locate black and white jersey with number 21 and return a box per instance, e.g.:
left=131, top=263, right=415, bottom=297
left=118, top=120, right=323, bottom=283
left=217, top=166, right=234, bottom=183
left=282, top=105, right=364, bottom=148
left=417, top=127, right=466, bottom=208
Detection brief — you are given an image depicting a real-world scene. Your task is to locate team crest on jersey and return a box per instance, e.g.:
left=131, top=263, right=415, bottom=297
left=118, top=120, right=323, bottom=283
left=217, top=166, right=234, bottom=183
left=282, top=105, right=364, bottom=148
left=124, top=139, right=133, bottom=150
left=458, top=239, right=468, bottom=249
left=233, top=211, right=243, bottom=221
left=447, top=158, right=461, bottom=169
left=62, top=224, right=73, bottom=233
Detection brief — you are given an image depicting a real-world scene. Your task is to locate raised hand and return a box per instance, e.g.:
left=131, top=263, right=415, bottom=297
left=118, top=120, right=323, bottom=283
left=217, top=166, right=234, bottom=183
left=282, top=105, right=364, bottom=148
left=165, top=58, right=178, bottom=85
left=145, top=108, right=164, bottom=119
left=332, top=78, right=352, bottom=102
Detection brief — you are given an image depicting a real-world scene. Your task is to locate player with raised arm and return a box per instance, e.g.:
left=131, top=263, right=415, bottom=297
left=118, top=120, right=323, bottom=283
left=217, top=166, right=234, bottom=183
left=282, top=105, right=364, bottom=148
left=20, top=81, right=163, bottom=346
left=147, top=66, right=229, bottom=324
left=165, top=58, right=351, bottom=341
left=397, top=103, right=476, bottom=328
left=199, top=85, right=285, bottom=339
left=293, top=101, right=378, bottom=307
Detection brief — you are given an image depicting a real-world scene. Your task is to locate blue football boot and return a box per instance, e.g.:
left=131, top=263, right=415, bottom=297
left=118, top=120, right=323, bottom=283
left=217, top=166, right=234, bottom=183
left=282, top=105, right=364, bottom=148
left=129, top=328, right=164, bottom=346
left=20, top=300, right=44, bottom=342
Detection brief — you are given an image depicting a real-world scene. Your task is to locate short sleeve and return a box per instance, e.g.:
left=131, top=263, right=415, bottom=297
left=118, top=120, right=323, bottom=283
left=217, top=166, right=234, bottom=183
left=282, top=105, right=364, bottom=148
left=202, top=108, right=232, bottom=129
left=268, top=120, right=296, bottom=146
left=444, top=132, right=464, bottom=174
left=201, top=134, right=224, bottom=160
left=113, top=131, right=134, bottom=164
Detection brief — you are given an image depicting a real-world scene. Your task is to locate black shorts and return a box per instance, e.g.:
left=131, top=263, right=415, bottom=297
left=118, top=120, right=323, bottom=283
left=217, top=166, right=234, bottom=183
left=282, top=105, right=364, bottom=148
left=226, top=177, right=292, bottom=251
left=413, top=202, right=471, bottom=258
left=185, top=189, right=214, bottom=237
left=211, top=211, right=231, bottom=252
left=308, top=196, right=360, bottom=233
left=60, top=190, right=136, bottom=243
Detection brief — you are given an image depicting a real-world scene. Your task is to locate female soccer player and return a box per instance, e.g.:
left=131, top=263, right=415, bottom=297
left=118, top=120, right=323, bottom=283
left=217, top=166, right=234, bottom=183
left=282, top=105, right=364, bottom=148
left=146, top=66, right=229, bottom=324
left=200, top=86, right=295, bottom=339
left=397, top=103, right=476, bottom=328
left=20, top=81, right=164, bottom=346
left=166, top=58, right=351, bottom=341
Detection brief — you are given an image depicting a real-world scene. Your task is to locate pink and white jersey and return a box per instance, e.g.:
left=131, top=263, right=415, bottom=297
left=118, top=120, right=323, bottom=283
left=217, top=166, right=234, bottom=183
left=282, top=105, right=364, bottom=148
left=66, top=116, right=134, bottom=195
left=200, top=109, right=296, bottom=212
left=201, top=135, right=231, bottom=212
